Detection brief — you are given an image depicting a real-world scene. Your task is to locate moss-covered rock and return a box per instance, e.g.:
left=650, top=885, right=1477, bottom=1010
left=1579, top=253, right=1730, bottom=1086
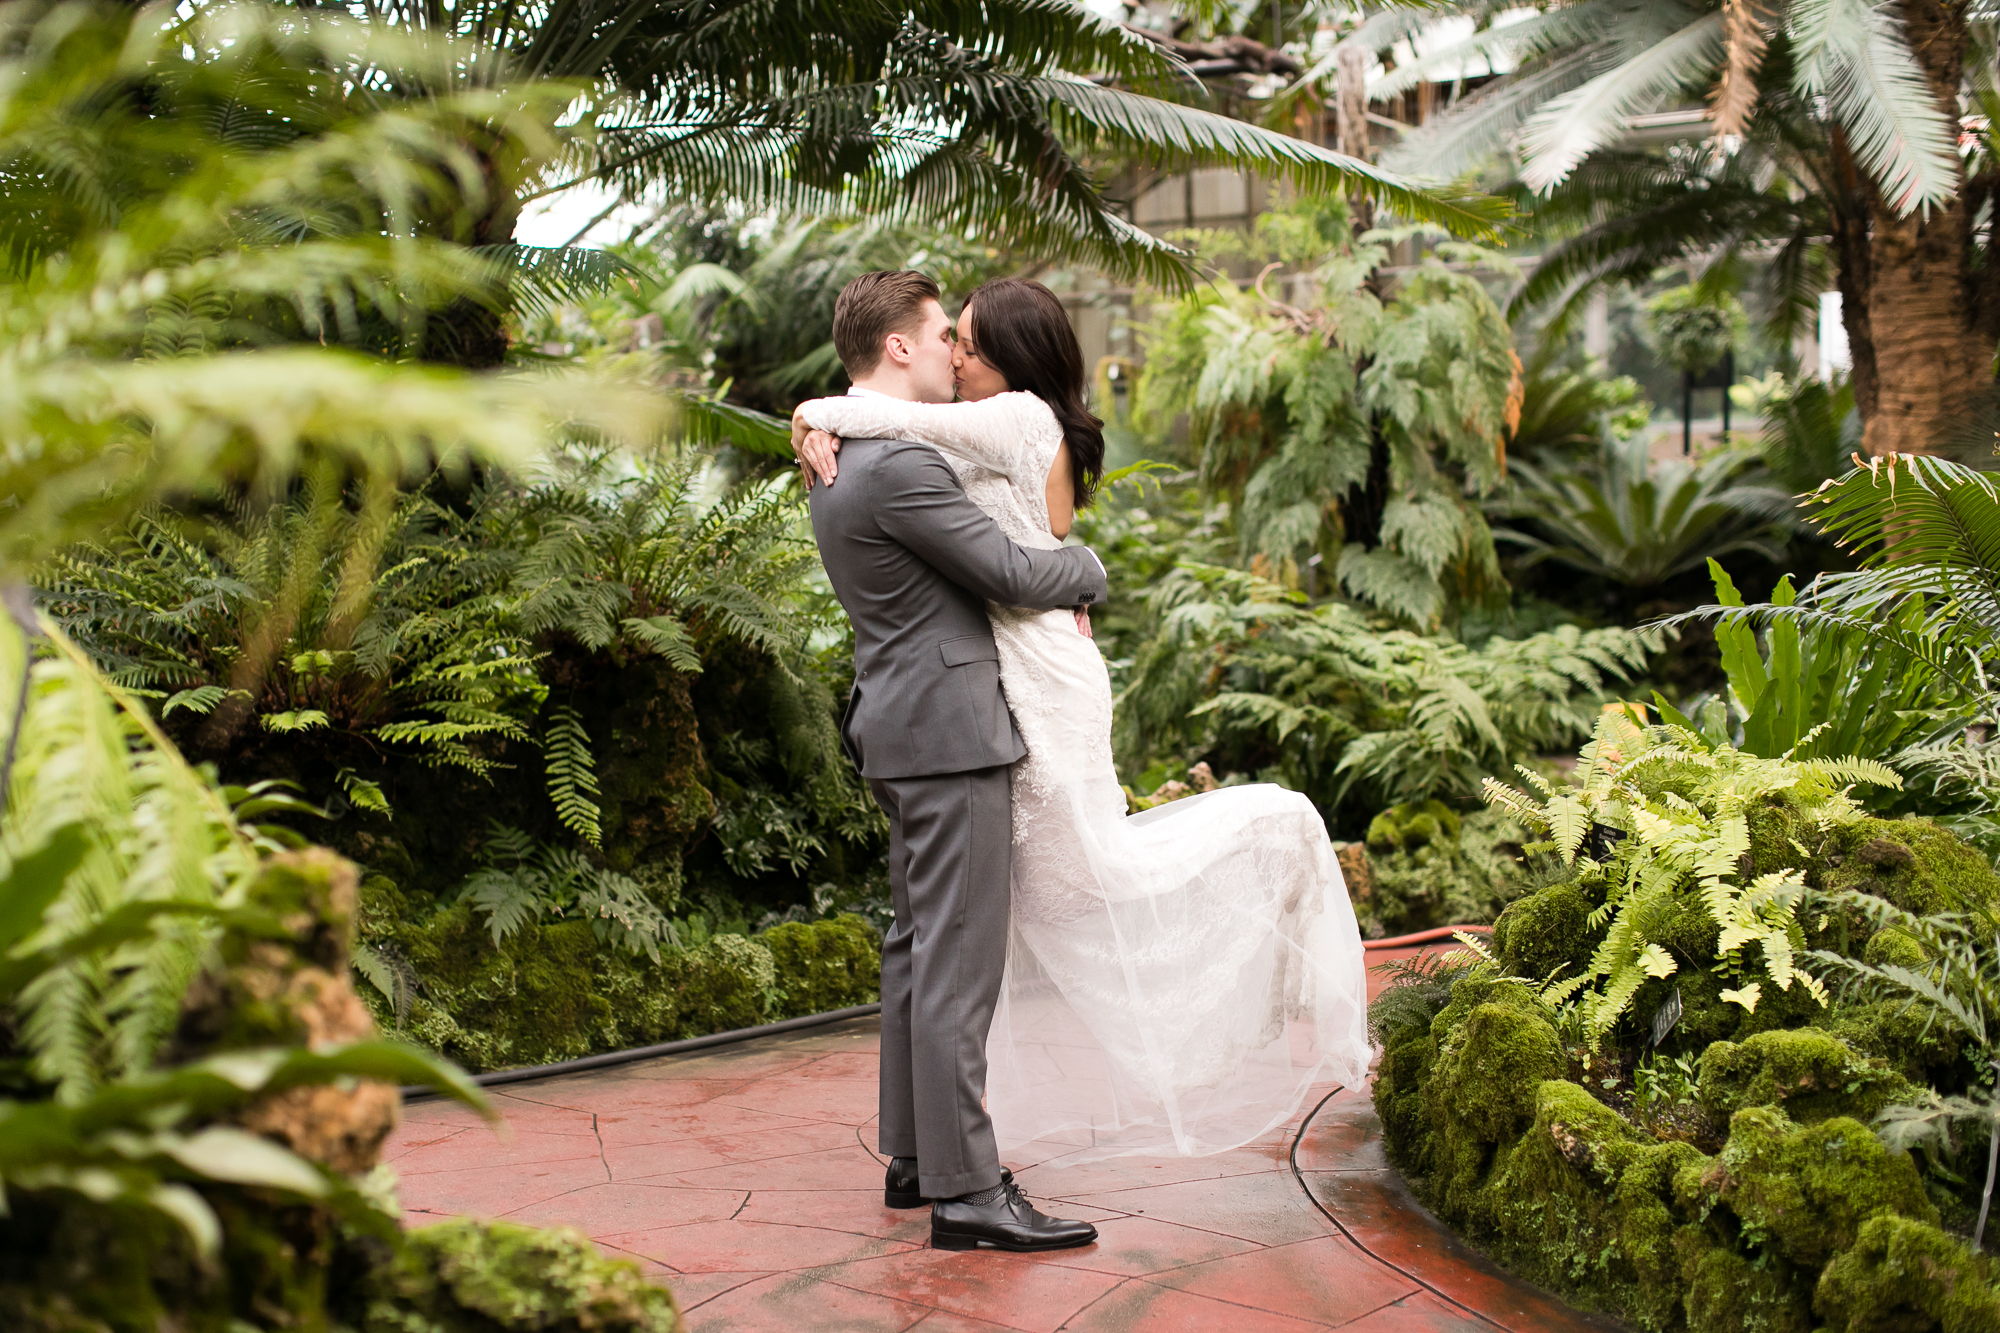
left=1492, top=879, right=1603, bottom=984
left=370, top=1218, right=680, bottom=1332
left=762, top=915, right=880, bottom=1019
left=1814, top=1213, right=2000, bottom=1333
left=1366, top=800, right=1463, bottom=853
left=1357, top=806, right=1530, bottom=939
left=1825, top=999, right=1969, bottom=1088
left=1680, top=1244, right=1815, bottom=1333
left=1698, top=1029, right=1913, bottom=1127
left=1709, top=1107, right=1937, bottom=1269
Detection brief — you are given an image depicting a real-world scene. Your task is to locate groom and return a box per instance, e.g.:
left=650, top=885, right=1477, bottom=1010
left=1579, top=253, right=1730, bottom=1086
left=805, top=270, right=1104, bottom=1253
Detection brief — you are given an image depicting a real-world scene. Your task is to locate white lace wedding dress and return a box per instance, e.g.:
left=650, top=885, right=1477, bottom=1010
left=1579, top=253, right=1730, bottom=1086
left=799, top=390, right=1372, bottom=1163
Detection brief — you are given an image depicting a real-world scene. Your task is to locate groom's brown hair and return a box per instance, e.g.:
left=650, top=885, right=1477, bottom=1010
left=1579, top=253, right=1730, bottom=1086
left=833, top=270, right=941, bottom=378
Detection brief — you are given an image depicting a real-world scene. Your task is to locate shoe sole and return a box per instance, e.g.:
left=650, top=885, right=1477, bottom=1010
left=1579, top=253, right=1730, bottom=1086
left=931, top=1230, right=1097, bottom=1253
left=884, top=1190, right=926, bottom=1209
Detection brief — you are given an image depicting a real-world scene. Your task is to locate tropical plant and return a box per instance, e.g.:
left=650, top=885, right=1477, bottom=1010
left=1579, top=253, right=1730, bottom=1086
left=1753, top=375, right=1859, bottom=498
left=44, top=447, right=830, bottom=830
left=1493, top=436, right=1791, bottom=591
left=453, top=823, right=676, bottom=959
left=1811, top=894, right=2000, bottom=1249
left=1670, top=558, right=1958, bottom=763
left=0, top=0, right=658, bottom=583
left=1481, top=709, right=1900, bottom=1039
left=1112, top=560, right=1657, bottom=830
left=0, top=594, right=487, bottom=1251
left=1131, top=204, right=1523, bottom=628
left=1508, top=340, right=1651, bottom=461
left=519, top=213, right=1025, bottom=423
left=310, top=0, right=1500, bottom=367
left=1346, top=0, right=1998, bottom=457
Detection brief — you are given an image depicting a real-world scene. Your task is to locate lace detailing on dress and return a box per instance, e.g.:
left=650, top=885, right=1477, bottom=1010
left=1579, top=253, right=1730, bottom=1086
left=808, top=390, right=1372, bottom=1162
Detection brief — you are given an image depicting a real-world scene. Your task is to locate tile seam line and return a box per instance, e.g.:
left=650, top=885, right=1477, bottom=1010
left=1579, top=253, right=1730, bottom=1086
left=1287, top=1085, right=1512, bottom=1332
left=1049, top=1272, right=1139, bottom=1332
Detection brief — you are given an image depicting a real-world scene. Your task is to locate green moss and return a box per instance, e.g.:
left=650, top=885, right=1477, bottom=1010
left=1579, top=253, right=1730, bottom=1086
left=1819, top=816, right=2000, bottom=917
left=372, top=911, right=880, bottom=1072
left=1813, top=1213, right=2000, bottom=1333
left=1864, top=926, right=1929, bottom=969
left=1366, top=799, right=1462, bottom=852
left=1825, top=999, right=1968, bottom=1086
left=1698, top=1029, right=1914, bottom=1126
left=763, top=915, right=880, bottom=1018
left=1359, top=806, right=1527, bottom=938
left=1681, top=1245, right=1815, bottom=1333
left=1493, top=879, right=1603, bottom=984
left=1712, top=1107, right=1936, bottom=1269
left=370, top=1218, right=680, bottom=1333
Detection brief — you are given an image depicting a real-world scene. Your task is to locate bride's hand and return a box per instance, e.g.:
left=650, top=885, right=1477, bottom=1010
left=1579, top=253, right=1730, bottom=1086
left=791, top=410, right=842, bottom=489
left=1074, top=608, right=1093, bottom=638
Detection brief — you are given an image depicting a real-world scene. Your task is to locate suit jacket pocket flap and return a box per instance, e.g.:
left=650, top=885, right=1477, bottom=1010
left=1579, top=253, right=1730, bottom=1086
left=939, top=635, right=1000, bottom=667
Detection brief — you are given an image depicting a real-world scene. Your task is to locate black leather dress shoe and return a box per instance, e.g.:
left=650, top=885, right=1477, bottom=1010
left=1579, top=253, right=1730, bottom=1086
left=931, top=1179, right=1097, bottom=1252
left=885, top=1157, right=924, bottom=1209
left=885, top=1159, right=1012, bottom=1210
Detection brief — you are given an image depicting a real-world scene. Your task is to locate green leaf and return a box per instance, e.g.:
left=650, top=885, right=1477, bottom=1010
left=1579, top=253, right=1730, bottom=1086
left=0, top=823, right=90, bottom=957
left=161, top=1127, right=328, bottom=1197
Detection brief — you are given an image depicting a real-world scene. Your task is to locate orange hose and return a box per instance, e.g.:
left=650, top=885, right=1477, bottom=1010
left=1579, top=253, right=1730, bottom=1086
left=1361, top=924, right=1494, bottom=951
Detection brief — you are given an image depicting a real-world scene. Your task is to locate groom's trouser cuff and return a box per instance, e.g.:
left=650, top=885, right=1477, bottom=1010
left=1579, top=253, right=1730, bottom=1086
left=869, top=765, right=1011, bottom=1200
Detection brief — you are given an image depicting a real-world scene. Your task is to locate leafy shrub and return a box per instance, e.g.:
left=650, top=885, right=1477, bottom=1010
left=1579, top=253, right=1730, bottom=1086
left=1483, top=709, right=1901, bottom=1039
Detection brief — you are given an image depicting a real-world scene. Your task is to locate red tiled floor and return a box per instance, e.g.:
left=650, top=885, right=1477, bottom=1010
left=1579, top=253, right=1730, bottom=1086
left=389, top=1012, right=1630, bottom=1332
left=1059, top=1280, right=1337, bottom=1331
left=820, top=1248, right=1126, bottom=1331
left=1146, top=1235, right=1418, bottom=1324
left=682, top=1270, right=931, bottom=1332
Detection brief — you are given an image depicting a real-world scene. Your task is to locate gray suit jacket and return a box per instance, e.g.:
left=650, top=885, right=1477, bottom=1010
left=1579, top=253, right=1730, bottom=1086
left=809, top=437, right=1108, bottom=780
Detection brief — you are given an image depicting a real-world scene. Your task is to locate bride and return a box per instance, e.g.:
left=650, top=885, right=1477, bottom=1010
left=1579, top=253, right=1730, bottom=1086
left=792, top=277, right=1369, bottom=1164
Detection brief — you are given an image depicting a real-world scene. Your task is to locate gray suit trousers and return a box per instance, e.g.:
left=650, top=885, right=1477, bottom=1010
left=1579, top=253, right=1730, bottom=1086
left=868, top=764, right=1012, bottom=1199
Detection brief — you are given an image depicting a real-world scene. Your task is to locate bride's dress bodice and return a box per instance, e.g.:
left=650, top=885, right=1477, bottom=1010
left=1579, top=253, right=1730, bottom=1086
left=798, top=391, right=1370, bottom=1160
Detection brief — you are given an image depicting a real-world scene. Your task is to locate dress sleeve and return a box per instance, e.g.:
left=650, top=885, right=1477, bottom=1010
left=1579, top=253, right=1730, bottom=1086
left=796, top=392, right=1051, bottom=483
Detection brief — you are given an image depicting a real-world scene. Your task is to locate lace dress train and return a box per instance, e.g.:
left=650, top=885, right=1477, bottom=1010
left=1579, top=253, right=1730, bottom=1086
left=798, top=391, right=1372, bottom=1162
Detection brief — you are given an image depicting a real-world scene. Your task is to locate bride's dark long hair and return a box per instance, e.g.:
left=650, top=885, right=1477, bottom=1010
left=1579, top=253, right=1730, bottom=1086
left=962, top=279, right=1106, bottom=507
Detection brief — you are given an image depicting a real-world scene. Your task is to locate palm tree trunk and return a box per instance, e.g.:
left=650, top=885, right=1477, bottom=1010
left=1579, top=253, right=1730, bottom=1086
left=1858, top=0, right=1989, bottom=458
left=419, top=137, right=523, bottom=370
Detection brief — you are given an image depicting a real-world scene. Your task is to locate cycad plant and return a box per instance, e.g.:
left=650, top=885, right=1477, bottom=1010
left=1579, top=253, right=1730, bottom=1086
left=1341, top=0, right=1997, bottom=457
left=1493, top=435, right=1792, bottom=591
left=1132, top=203, right=1522, bottom=628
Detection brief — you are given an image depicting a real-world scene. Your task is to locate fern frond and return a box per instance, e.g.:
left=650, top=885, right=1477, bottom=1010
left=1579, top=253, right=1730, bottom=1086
left=542, top=705, right=603, bottom=848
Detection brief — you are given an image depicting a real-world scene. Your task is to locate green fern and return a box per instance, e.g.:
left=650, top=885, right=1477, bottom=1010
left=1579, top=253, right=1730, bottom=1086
left=1482, top=710, right=1897, bottom=1040
left=542, top=706, right=603, bottom=847
left=1116, top=558, right=1658, bottom=824
left=1130, top=203, right=1519, bottom=628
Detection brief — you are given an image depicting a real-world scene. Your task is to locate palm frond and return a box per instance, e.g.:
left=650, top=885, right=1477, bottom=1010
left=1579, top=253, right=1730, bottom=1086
left=1519, top=14, right=1726, bottom=193
left=1791, top=0, right=1962, bottom=213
